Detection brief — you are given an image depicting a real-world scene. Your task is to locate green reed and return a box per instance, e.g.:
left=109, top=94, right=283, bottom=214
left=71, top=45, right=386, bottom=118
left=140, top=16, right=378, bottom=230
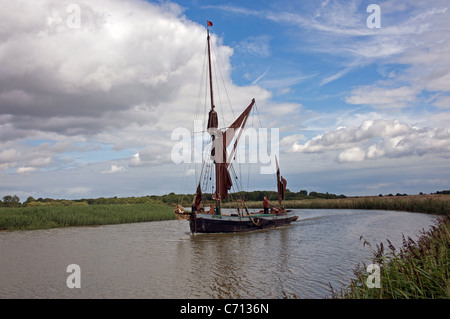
left=0, top=203, right=175, bottom=231
left=331, top=216, right=450, bottom=299
left=231, top=195, right=449, bottom=215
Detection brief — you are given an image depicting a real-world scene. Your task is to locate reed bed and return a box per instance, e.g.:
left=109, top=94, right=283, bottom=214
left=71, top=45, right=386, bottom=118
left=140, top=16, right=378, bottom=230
left=331, top=216, right=450, bottom=299
left=0, top=203, right=175, bottom=231
left=229, top=194, right=449, bottom=215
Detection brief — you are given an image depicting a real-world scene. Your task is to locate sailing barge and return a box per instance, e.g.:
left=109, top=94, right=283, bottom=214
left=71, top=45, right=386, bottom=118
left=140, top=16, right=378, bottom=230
left=178, top=21, right=298, bottom=233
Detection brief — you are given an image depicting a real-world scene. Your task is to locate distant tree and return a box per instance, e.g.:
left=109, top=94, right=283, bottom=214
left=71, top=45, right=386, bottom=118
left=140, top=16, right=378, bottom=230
left=25, top=196, right=35, bottom=206
left=299, top=190, right=308, bottom=196
left=257, top=191, right=265, bottom=201
left=2, top=195, right=21, bottom=207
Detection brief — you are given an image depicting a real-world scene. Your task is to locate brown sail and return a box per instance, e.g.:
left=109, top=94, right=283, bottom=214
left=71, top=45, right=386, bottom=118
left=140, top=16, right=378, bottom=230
left=193, top=183, right=202, bottom=210
left=276, top=156, right=287, bottom=206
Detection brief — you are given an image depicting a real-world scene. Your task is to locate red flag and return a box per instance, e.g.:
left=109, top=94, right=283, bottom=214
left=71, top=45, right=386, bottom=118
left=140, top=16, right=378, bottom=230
left=207, top=20, right=213, bottom=27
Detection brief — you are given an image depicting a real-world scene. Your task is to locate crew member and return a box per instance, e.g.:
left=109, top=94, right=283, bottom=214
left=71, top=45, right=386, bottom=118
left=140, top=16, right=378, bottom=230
left=263, top=197, right=270, bottom=214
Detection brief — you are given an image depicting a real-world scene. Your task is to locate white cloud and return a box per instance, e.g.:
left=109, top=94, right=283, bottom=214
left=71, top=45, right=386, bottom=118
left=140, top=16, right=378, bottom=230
left=289, top=119, right=450, bottom=162
left=66, top=187, right=91, bottom=196
left=433, top=95, right=450, bottom=109
left=0, top=0, right=208, bottom=138
left=16, top=167, right=37, bottom=174
left=0, top=0, right=276, bottom=177
left=337, top=147, right=365, bottom=163
left=345, top=86, right=419, bottom=109
left=101, top=165, right=127, bottom=174
left=236, top=35, right=271, bottom=58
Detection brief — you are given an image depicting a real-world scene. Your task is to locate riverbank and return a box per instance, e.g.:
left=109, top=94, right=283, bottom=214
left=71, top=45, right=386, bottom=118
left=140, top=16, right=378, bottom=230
left=1, top=194, right=447, bottom=231
left=332, top=215, right=450, bottom=299
left=0, top=203, right=175, bottom=231
left=226, top=194, right=450, bottom=215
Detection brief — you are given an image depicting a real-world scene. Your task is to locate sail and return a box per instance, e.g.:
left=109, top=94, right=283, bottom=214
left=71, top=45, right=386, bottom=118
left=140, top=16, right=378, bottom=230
left=276, top=156, right=287, bottom=205
left=278, top=176, right=287, bottom=204
left=210, top=99, right=255, bottom=200
left=215, top=163, right=233, bottom=200
left=223, top=99, right=255, bottom=164
left=193, top=183, right=202, bottom=209
left=210, top=98, right=255, bottom=164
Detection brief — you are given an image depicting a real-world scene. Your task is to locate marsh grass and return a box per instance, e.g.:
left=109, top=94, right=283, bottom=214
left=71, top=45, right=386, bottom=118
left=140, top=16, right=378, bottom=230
left=331, top=216, right=450, bottom=299
left=228, top=194, right=449, bottom=215
left=0, top=203, right=175, bottom=231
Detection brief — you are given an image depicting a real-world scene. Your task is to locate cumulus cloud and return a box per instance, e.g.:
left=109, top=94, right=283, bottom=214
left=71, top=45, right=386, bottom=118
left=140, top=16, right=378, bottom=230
left=0, top=0, right=203, bottom=135
left=288, top=119, right=450, bottom=162
left=0, top=0, right=275, bottom=177
left=0, top=141, right=74, bottom=172
left=129, top=143, right=173, bottom=167
left=337, top=147, right=365, bottom=163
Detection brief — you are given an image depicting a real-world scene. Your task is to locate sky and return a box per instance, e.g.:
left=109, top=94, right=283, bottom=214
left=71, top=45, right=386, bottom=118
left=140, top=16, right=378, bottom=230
left=1, top=0, right=449, bottom=201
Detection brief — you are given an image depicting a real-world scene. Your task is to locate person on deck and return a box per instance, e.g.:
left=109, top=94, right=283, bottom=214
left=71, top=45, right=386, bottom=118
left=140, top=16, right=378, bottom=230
left=263, top=197, right=270, bottom=214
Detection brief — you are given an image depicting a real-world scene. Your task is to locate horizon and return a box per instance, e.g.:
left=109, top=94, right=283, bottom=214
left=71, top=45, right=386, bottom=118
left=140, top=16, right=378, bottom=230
left=1, top=0, right=449, bottom=200
left=4, top=189, right=449, bottom=205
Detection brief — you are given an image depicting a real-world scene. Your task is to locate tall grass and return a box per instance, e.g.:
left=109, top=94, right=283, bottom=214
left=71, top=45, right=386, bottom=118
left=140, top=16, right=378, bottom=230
left=226, top=195, right=450, bottom=215
left=0, top=203, right=175, bottom=231
left=331, top=216, right=450, bottom=299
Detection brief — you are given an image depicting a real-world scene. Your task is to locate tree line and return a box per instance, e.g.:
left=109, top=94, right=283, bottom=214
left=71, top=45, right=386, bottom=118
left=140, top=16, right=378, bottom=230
left=0, top=190, right=345, bottom=207
left=2, top=190, right=449, bottom=208
left=0, top=195, right=160, bottom=207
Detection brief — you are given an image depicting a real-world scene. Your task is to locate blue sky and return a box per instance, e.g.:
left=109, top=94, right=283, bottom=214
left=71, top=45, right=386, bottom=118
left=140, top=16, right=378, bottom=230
left=1, top=0, right=449, bottom=200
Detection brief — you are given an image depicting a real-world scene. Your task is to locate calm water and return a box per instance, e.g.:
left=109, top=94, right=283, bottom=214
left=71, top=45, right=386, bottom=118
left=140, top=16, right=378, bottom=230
left=0, top=209, right=438, bottom=299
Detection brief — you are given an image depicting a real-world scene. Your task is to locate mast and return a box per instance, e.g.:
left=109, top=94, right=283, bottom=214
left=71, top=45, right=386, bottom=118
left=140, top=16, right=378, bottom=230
left=205, top=22, right=221, bottom=214
left=204, top=21, right=255, bottom=215
left=207, top=29, right=214, bottom=112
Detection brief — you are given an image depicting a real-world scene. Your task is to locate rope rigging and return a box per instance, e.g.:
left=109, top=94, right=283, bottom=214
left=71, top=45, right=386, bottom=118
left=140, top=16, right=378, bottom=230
left=181, top=27, right=276, bottom=213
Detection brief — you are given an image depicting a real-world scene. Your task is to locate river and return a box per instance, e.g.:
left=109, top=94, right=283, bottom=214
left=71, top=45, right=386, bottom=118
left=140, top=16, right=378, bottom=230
left=0, top=209, right=438, bottom=299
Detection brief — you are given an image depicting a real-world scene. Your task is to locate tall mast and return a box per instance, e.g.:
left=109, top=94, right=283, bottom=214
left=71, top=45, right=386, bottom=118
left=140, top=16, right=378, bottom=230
left=206, top=23, right=221, bottom=214
left=204, top=22, right=255, bottom=215
left=207, top=28, right=215, bottom=111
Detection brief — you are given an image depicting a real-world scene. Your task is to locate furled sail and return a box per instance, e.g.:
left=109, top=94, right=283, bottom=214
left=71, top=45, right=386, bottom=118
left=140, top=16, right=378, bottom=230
left=276, top=156, right=287, bottom=205
left=193, top=183, right=202, bottom=210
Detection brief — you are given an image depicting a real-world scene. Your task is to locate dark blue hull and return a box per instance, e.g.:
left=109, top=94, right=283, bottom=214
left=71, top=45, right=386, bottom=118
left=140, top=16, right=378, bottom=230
left=189, top=213, right=298, bottom=233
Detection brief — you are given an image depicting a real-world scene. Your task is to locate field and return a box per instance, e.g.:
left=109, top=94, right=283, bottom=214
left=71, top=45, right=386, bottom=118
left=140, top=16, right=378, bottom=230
left=0, top=203, right=175, bottom=231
